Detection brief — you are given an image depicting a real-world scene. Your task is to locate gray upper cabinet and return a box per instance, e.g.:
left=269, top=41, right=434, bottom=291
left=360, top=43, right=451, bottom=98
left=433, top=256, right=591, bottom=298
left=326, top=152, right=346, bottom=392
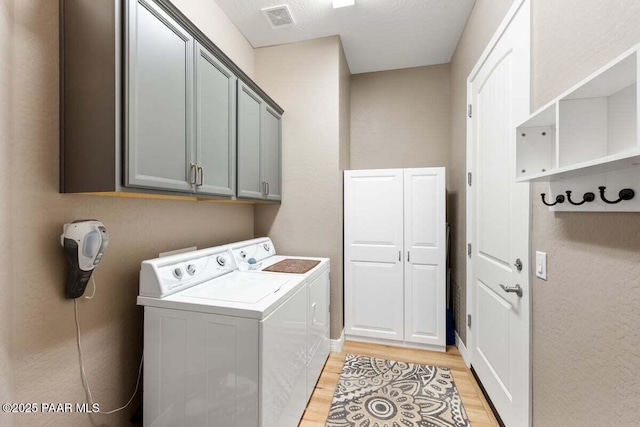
left=237, top=82, right=264, bottom=200
left=262, top=106, right=282, bottom=202
left=194, top=42, right=237, bottom=197
left=126, top=0, right=194, bottom=193
left=60, top=0, right=283, bottom=202
left=237, top=83, right=283, bottom=202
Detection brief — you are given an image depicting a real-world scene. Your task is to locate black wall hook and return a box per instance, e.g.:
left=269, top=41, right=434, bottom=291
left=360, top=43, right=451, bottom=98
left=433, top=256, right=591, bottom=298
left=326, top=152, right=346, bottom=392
left=598, top=186, right=635, bottom=204
left=541, top=193, right=565, bottom=206
left=565, top=191, right=595, bottom=206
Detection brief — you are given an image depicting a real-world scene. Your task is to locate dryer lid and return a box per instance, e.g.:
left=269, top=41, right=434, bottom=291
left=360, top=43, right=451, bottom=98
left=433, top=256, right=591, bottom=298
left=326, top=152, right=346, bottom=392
left=182, top=271, right=291, bottom=304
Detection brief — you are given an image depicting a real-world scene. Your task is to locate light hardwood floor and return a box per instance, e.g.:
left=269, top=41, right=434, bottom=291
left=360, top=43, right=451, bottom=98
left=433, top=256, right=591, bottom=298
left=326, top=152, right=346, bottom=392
left=299, top=341, right=500, bottom=427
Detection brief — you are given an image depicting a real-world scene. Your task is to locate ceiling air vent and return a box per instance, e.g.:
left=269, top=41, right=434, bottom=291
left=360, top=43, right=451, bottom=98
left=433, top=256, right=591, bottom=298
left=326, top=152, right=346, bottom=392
left=262, top=5, right=295, bottom=29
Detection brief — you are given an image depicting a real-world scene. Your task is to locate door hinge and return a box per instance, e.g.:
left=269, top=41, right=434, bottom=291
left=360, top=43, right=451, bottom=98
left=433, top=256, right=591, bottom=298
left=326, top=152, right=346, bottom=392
left=467, top=172, right=472, bottom=186
left=467, top=104, right=472, bottom=118
left=467, top=243, right=472, bottom=257
left=467, top=314, right=472, bottom=328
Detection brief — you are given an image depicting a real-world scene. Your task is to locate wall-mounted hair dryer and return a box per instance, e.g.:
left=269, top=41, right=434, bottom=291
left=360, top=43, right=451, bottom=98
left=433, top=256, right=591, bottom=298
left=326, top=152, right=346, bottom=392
left=60, top=220, right=109, bottom=299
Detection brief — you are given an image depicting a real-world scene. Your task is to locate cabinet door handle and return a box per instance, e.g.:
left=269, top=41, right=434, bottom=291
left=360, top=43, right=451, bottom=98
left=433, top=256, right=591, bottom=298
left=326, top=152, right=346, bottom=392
left=266, top=182, right=270, bottom=196
left=197, top=166, right=204, bottom=187
left=262, top=181, right=267, bottom=196
left=398, top=250, right=401, bottom=262
left=190, top=163, right=197, bottom=186
left=408, top=251, right=411, bottom=262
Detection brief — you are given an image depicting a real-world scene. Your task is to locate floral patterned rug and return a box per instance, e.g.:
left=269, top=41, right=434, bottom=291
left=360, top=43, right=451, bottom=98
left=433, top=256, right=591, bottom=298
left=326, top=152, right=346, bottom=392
left=325, top=354, right=471, bottom=427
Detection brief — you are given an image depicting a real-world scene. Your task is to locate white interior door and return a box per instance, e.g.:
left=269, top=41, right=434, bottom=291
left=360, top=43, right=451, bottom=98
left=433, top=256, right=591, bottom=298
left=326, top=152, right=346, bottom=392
left=404, top=168, right=446, bottom=348
left=344, top=169, right=404, bottom=341
left=467, top=1, right=531, bottom=426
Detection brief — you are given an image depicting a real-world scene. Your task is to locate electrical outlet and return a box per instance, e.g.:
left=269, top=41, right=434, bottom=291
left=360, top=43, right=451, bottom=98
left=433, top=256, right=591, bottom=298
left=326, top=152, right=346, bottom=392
left=536, top=251, right=547, bottom=280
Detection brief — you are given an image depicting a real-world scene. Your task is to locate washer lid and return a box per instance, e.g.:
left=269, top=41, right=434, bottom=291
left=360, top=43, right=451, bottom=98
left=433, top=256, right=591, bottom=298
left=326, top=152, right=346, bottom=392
left=182, top=271, right=291, bottom=304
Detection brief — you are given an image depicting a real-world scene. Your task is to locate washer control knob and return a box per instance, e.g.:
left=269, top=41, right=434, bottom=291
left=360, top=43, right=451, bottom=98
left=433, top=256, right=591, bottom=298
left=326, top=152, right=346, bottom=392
left=239, top=250, right=247, bottom=259
left=263, top=243, right=271, bottom=252
left=216, top=256, right=227, bottom=267
left=186, top=264, right=197, bottom=275
left=173, top=267, right=184, bottom=279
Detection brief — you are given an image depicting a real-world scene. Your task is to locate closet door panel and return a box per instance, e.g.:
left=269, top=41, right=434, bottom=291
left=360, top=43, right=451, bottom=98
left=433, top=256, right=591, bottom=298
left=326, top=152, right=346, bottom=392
left=404, top=168, right=446, bottom=346
left=344, top=169, right=404, bottom=341
left=349, top=262, right=403, bottom=340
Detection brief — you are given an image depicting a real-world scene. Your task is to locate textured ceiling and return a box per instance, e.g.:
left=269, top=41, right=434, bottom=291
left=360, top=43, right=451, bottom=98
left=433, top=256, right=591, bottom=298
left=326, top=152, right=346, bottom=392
left=213, top=0, right=476, bottom=74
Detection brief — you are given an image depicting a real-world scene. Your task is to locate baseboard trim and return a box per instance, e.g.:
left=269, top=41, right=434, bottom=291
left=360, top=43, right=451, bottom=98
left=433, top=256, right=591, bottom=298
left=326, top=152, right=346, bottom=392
left=345, top=334, right=446, bottom=353
left=330, top=330, right=345, bottom=352
left=455, top=331, right=471, bottom=367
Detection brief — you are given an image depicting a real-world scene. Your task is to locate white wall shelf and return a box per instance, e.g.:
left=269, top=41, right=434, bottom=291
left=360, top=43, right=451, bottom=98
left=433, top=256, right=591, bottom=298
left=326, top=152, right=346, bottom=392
left=516, top=44, right=639, bottom=183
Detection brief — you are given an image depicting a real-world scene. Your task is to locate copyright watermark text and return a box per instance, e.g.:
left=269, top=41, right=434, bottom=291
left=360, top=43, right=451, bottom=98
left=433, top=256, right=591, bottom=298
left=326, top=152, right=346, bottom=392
left=2, top=403, right=100, bottom=413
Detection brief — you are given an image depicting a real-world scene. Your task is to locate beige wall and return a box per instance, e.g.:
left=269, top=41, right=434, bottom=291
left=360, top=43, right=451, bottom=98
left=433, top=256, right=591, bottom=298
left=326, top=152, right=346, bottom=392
left=4, top=1, right=255, bottom=425
left=350, top=65, right=450, bottom=170
left=531, top=1, right=640, bottom=426
left=0, top=0, right=14, bottom=425
left=339, top=44, right=351, bottom=174
left=448, top=0, right=515, bottom=344
left=449, top=0, right=640, bottom=425
left=254, top=36, right=348, bottom=339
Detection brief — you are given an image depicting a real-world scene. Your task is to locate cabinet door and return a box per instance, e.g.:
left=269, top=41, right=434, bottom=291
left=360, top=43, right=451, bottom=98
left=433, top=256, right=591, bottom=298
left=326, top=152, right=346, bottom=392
left=237, top=82, right=264, bottom=199
left=127, top=0, right=194, bottom=192
left=261, top=105, right=282, bottom=201
left=195, top=42, right=236, bottom=197
left=344, top=169, right=405, bottom=341
left=404, top=168, right=446, bottom=347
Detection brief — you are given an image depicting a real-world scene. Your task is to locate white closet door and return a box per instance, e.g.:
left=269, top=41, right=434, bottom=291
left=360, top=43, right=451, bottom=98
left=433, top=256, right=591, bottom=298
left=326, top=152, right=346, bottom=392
left=344, top=169, right=404, bottom=341
left=403, top=168, right=446, bottom=346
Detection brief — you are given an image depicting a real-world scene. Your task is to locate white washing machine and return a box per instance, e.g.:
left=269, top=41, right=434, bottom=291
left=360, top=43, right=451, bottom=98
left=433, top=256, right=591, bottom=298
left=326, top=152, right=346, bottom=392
left=138, top=245, right=310, bottom=427
left=227, top=238, right=331, bottom=400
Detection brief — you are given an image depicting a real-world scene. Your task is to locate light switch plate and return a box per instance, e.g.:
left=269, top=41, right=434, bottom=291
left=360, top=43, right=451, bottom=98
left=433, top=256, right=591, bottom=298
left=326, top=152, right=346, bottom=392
left=536, top=251, right=547, bottom=280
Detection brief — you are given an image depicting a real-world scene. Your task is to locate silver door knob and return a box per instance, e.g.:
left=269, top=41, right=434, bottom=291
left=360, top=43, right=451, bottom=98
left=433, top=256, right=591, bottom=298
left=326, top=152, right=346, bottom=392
left=499, top=284, right=523, bottom=297
left=514, top=258, right=523, bottom=272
